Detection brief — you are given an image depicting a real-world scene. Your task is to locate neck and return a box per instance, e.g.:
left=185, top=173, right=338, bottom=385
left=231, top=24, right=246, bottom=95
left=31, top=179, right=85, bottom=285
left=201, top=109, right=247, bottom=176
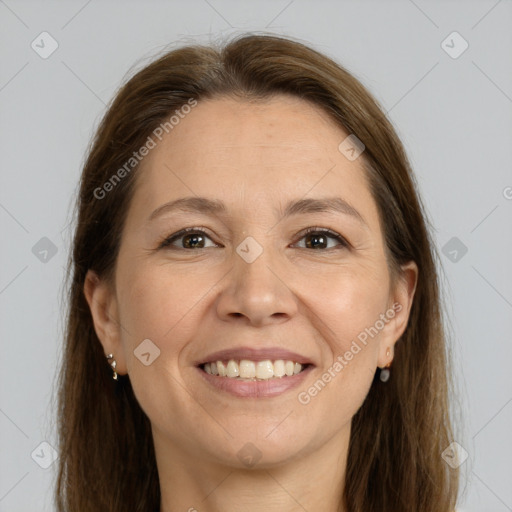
left=154, top=425, right=349, bottom=512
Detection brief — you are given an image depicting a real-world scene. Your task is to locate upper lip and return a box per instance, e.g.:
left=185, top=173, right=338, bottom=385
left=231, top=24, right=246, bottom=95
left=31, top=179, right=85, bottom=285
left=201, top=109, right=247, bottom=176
left=195, top=346, right=314, bottom=366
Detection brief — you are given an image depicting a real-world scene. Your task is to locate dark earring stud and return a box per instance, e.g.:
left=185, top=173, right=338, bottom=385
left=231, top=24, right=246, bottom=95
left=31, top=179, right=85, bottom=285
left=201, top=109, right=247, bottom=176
left=380, top=347, right=392, bottom=382
left=379, top=364, right=391, bottom=382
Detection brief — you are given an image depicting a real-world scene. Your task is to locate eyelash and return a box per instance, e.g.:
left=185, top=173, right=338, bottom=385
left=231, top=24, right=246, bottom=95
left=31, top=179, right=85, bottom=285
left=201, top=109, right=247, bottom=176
left=157, top=226, right=349, bottom=251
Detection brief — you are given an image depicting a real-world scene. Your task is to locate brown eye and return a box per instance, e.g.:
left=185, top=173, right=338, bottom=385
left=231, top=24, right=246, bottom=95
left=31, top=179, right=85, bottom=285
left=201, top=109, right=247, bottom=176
left=294, top=228, right=348, bottom=250
left=305, top=232, right=329, bottom=249
left=181, top=233, right=207, bottom=249
left=159, top=228, right=217, bottom=250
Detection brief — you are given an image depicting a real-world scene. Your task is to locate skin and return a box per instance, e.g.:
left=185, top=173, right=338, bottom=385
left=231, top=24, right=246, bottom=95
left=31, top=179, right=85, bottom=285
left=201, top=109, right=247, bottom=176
left=84, top=94, right=417, bottom=512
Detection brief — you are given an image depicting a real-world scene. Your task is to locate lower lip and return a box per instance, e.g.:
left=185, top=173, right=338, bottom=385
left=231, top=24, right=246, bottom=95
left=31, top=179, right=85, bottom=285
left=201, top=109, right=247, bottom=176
left=196, top=365, right=314, bottom=398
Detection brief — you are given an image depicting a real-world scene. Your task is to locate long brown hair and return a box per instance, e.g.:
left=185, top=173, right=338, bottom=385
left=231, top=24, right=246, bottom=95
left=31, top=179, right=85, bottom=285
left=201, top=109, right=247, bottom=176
left=56, top=33, right=459, bottom=511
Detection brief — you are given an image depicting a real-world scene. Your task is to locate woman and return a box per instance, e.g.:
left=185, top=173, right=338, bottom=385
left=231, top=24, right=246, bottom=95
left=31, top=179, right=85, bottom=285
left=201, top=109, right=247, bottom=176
left=56, top=34, right=460, bottom=511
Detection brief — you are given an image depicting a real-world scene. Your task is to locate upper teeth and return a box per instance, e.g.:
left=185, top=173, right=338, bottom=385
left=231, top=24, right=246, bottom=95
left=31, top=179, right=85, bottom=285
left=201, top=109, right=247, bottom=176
left=203, top=359, right=304, bottom=379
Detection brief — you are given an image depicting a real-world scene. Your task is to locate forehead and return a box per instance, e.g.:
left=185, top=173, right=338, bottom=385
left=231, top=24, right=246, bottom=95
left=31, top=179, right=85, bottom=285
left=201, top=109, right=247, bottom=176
left=154, top=94, right=348, bottom=167
left=130, top=94, right=380, bottom=227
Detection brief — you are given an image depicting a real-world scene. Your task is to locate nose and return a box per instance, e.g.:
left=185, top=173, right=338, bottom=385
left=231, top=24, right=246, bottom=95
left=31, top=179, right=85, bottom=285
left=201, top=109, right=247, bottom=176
left=215, top=243, right=298, bottom=327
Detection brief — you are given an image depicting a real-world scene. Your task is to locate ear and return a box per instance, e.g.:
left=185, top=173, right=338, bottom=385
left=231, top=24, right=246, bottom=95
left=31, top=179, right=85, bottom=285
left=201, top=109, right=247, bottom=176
left=83, top=269, right=127, bottom=375
left=377, top=261, right=418, bottom=368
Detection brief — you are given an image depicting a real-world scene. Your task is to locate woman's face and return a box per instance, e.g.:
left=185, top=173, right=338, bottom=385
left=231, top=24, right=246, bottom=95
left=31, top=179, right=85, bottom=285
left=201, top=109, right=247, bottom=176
left=86, top=94, right=416, bottom=468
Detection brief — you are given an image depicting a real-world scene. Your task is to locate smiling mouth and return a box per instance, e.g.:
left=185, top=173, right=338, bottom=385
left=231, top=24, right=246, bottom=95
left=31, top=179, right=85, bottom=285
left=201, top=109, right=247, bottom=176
left=199, top=359, right=311, bottom=380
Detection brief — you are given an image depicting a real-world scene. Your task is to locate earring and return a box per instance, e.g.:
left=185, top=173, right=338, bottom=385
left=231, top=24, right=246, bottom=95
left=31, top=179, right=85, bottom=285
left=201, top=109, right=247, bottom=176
left=106, top=353, right=118, bottom=380
left=379, top=347, right=392, bottom=383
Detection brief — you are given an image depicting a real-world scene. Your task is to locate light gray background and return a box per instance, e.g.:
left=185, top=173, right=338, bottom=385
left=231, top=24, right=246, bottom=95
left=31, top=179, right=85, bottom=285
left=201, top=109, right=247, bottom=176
left=1, top=1, right=511, bottom=510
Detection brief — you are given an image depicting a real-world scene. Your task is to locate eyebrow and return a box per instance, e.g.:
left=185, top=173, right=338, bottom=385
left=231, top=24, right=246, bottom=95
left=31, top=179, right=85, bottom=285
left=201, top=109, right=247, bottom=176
left=148, top=196, right=367, bottom=225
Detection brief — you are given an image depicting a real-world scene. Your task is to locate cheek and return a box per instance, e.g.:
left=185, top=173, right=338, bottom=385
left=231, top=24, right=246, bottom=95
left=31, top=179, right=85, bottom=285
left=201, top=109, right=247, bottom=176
left=304, top=264, right=390, bottom=353
left=114, top=265, right=210, bottom=427
left=115, top=259, right=222, bottom=382
left=295, top=270, right=388, bottom=432
left=118, top=262, right=207, bottom=337
left=117, top=255, right=390, bottom=367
